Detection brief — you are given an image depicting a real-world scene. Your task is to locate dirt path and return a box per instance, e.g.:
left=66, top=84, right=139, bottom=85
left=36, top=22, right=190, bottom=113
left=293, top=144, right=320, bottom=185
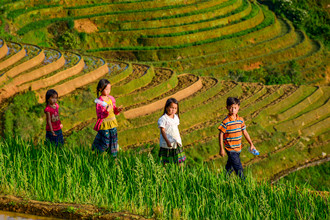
left=0, top=195, right=149, bottom=220
left=74, top=19, right=98, bottom=33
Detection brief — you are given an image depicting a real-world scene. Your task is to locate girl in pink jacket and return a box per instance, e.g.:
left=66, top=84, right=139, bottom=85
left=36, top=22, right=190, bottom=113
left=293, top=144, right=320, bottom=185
left=92, top=79, right=123, bottom=157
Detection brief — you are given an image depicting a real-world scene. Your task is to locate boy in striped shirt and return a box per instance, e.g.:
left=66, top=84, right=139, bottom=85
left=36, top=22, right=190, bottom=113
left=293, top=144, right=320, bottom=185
left=218, top=97, right=256, bottom=179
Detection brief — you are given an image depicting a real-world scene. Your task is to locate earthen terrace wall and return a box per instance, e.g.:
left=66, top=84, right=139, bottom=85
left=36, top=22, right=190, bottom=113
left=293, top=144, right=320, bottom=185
left=0, top=40, right=8, bottom=60
left=124, top=75, right=203, bottom=119
left=37, top=61, right=108, bottom=102
left=0, top=43, right=26, bottom=71
left=25, top=55, right=85, bottom=92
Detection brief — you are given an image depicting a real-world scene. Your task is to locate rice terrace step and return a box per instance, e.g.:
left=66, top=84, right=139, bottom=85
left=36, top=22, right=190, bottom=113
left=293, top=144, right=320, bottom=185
left=0, top=0, right=328, bottom=219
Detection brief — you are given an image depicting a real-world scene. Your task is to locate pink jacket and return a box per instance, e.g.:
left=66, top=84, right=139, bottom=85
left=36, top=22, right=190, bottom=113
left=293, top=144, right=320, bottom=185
left=93, top=95, right=120, bottom=131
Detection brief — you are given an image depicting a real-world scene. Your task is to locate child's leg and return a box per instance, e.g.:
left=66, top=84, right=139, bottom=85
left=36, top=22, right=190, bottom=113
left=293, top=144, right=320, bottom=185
left=45, top=130, right=63, bottom=147
left=159, top=147, right=170, bottom=165
left=107, top=127, right=118, bottom=158
left=92, top=130, right=110, bottom=152
left=225, top=151, right=234, bottom=176
left=226, top=150, right=244, bottom=179
left=57, top=129, right=64, bottom=146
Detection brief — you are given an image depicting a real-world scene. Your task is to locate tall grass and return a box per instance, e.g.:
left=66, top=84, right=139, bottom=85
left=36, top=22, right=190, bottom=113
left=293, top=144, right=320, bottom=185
left=0, top=137, right=328, bottom=219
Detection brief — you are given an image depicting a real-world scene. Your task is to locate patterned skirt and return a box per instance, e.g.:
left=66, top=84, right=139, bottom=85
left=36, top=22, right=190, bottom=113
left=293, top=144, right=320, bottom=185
left=92, top=127, right=118, bottom=157
left=45, top=129, right=64, bottom=147
left=159, top=144, right=186, bottom=164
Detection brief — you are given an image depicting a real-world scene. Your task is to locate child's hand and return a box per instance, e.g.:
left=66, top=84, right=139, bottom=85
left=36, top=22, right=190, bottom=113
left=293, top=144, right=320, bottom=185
left=60, top=124, right=63, bottom=129
left=219, top=148, right=225, bottom=157
left=249, top=145, right=256, bottom=152
left=166, top=141, right=172, bottom=148
left=106, top=104, right=113, bottom=112
left=52, top=131, right=57, bottom=136
left=117, top=105, right=124, bottom=112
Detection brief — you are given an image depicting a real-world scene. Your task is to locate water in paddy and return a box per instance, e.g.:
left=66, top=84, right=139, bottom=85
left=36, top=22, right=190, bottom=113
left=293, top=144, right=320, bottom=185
left=0, top=211, right=61, bottom=220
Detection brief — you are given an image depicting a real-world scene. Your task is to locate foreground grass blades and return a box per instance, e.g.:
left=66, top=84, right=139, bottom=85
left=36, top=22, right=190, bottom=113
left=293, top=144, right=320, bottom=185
left=0, top=137, right=328, bottom=219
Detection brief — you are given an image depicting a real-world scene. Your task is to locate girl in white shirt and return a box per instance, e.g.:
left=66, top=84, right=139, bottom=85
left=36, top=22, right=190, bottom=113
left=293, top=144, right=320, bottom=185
left=158, top=98, right=186, bottom=165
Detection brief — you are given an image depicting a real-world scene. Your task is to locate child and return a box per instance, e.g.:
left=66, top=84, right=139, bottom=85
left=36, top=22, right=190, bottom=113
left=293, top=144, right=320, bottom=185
left=92, top=79, right=123, bottom=157
left=218, top=97, right=256, bottom=179
left=44, top=89, right=64, bottom=147
left=158, top=98, right=186, bottom=165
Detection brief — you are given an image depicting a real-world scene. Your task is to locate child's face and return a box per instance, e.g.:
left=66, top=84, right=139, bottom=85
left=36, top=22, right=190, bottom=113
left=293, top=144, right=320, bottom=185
left=227, top=104, right=240, bottom=115
left=166, top=103, right=178, bottom=116
left=101, top=84, right=111, bottom=96
left=48, top=95, right=58, bottom=105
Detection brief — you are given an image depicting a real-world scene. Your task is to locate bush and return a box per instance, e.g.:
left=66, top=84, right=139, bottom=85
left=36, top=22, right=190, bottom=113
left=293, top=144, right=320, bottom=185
left=57, top=31, right=81, bottom=49
left=268, top=0, right=329, bottom=48
left=228, top=60, right=304, bottom=85
left=3, top=91, right=44, bottom=142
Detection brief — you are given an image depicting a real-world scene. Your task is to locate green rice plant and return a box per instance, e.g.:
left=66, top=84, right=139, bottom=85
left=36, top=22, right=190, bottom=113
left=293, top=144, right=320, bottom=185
left=301, top=117, right=330, bottom=137
left=249, top=131, right=330, bottom=181
left=7, top=4, right=62, bottom=20
left=121, top=3, right=262, bottom=47
left=280, top=161, right=330, bottom=192
left=16, top=0, right=226, bottom=34
left=1, top=137, right=328, bottom=219
left=86, top=5, right=274, bottom=53
left=275, top=99, right=330, bottom=133
left=239, top=85, right=285, bottom=117
left=111, top=65, right=155, bottom=96
left=276, top=87, right=326, bottom=121
left=109, top=62, right=132, bottom=84
left=255, top=85, right=317, bottom=127
left=191, top=28, right=313, bottom=77
left=99, top=0, right=243, bottom=33
left=66, top=0, right=201, bottom=17
left=116, top=69, right=178, bottom=107
left=64, top=0, right=153, bottom=9
left=168, top=18, right=294, bottom=73
left=140, top=0, right=250, bottom=39
left=93, top=0, right=230, bottom=26
left=143, top=12, right=281, bottom=64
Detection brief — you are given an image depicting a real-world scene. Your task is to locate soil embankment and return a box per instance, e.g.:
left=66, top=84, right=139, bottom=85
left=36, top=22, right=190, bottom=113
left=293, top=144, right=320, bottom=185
left=270, top=155, right=330, bottom=184
left=0, top=195, right=150, bottom=220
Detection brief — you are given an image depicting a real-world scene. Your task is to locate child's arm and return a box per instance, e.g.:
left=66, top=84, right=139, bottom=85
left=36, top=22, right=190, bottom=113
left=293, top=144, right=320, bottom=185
left=109, top=96, right=123, bottom=115
left=219, top=131, right=225, bottom=157
left=96, top=103, right=109, bottom=119
left=243, top=129, right=256, bottom=151
left=45, top=112, right=56, bottom=136
left=160, top=127, right=173, bottom=148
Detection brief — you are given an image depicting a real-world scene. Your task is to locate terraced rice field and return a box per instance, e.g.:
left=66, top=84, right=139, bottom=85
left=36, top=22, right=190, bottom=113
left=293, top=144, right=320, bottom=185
left=0, top=36, right=328, bottom=182
left=0, top=0, right=328, bottom=183
left=2, top=0, right=327, bottom=82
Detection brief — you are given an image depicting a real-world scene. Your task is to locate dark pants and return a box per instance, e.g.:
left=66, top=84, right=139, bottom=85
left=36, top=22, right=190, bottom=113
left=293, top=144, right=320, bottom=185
left=225, top=150, right=244, bottom=179
left=45, top=129, right=64, bottom=147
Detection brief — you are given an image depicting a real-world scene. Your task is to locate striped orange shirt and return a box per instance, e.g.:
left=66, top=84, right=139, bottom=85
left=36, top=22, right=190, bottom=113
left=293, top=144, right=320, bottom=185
left=218, top=114, right=246, bottom=152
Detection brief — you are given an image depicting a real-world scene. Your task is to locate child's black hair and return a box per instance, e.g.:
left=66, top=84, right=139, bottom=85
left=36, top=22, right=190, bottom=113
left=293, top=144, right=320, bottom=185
left=96, top=79, right=110, bottom=97
left=163, top=98, right=179, bottom=118
left=45, top=89, right=58, bottom=106
left=226, top=97, right=240, bottom=106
